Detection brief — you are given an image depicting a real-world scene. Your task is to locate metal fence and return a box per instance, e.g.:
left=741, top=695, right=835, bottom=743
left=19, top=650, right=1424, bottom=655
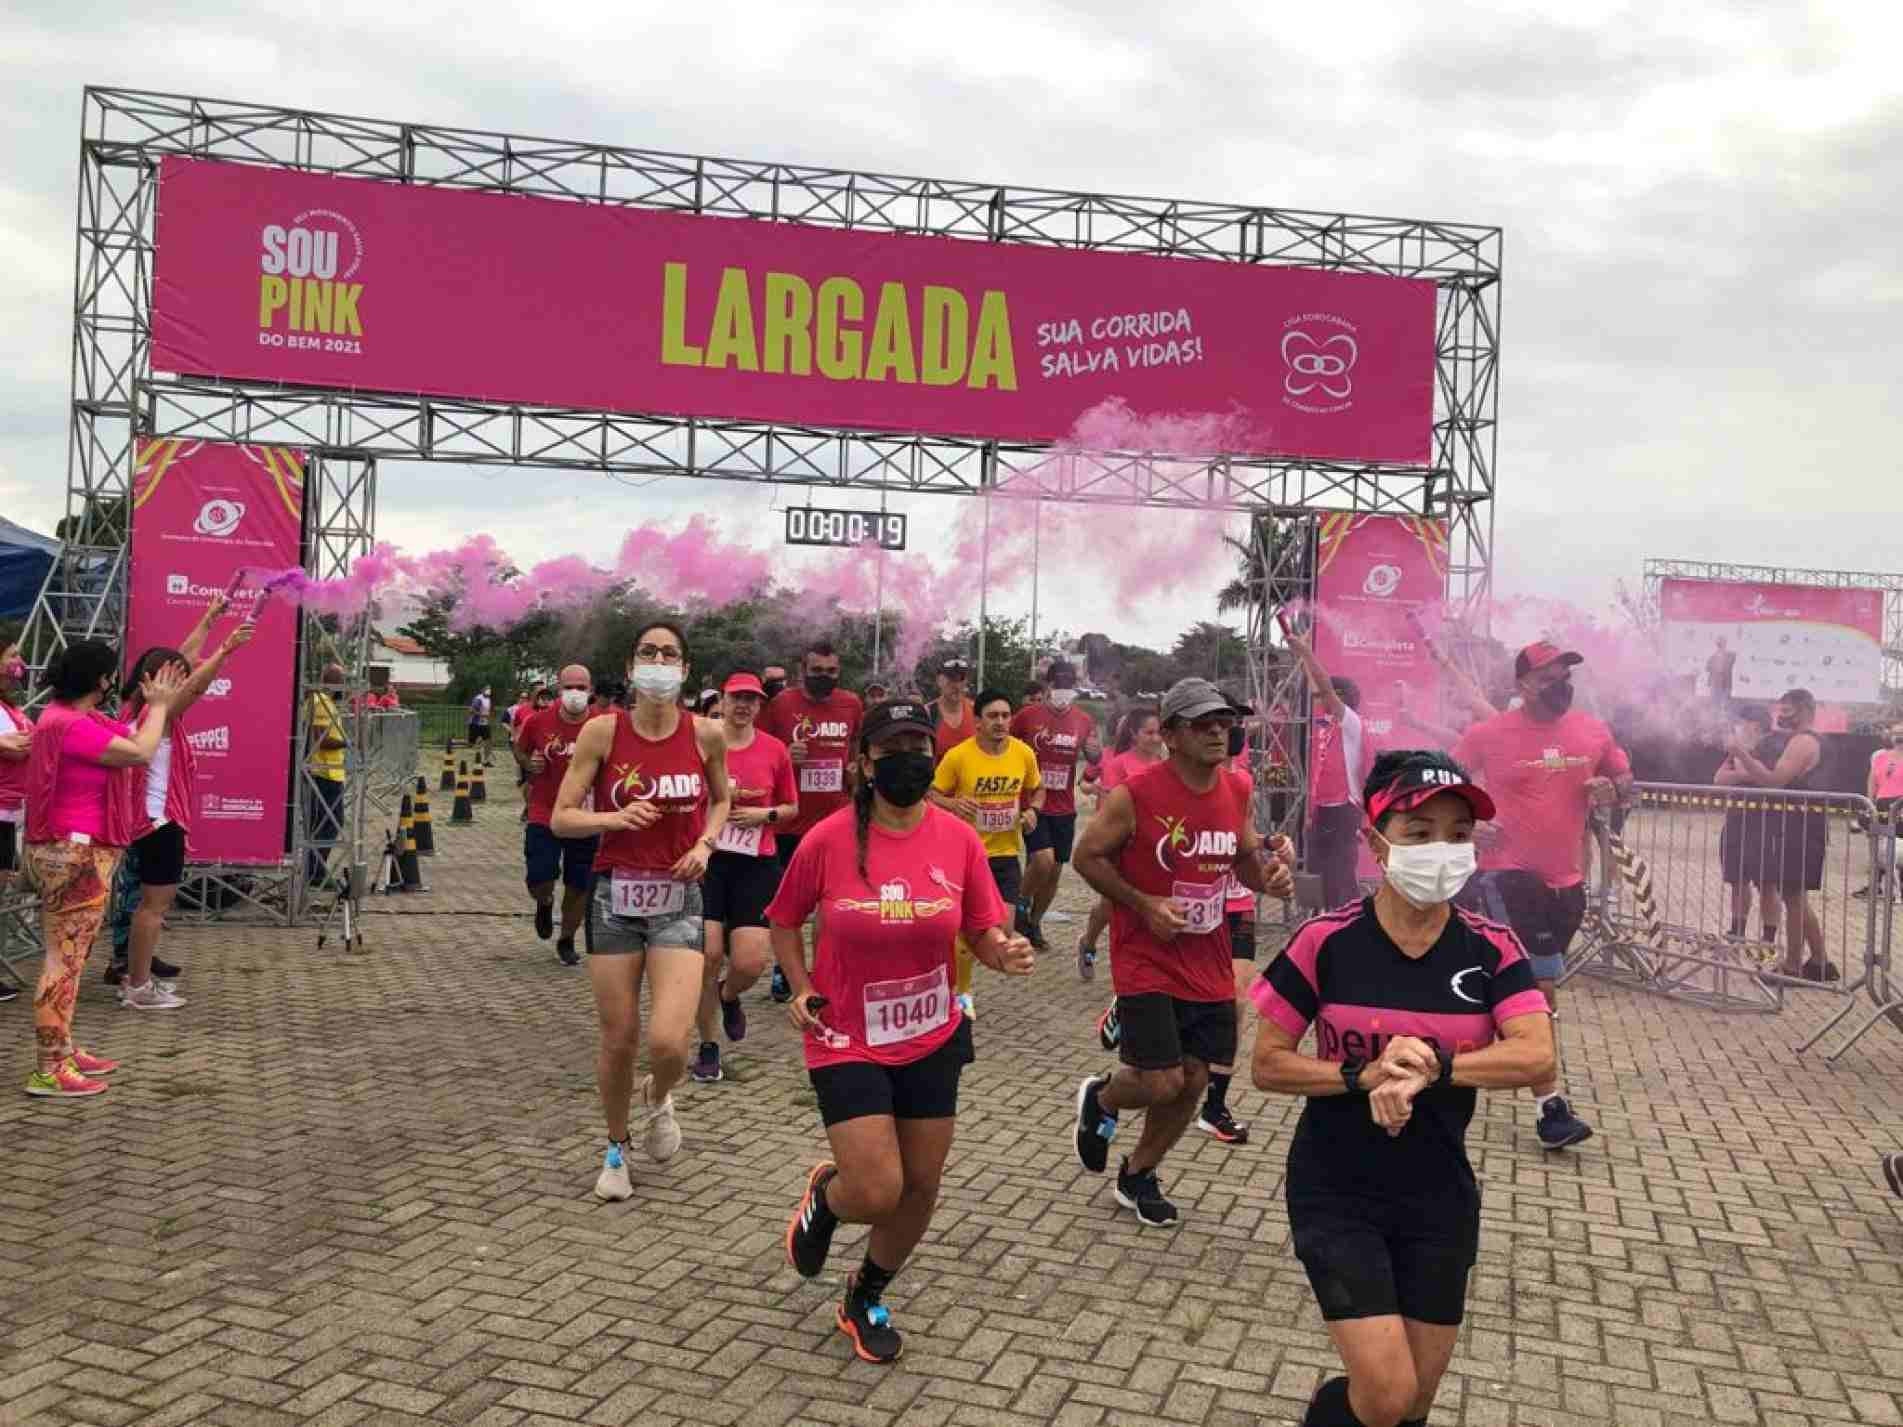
left=1565, top=782, right=1900, bottom=1060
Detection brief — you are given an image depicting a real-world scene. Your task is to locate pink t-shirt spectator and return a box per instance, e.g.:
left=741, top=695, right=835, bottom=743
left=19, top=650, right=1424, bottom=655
left=1453, top=708, right=1632, bottom=889
left=1871, top=748, right=1903, bottom=803
left=0, top=699, right=31, bottom=821
left=766, top=804, right=1006, bottom=1071
left=42, top=714, right=128, bottom=842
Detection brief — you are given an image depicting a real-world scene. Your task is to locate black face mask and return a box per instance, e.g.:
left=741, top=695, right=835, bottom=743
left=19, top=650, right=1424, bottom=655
left=761, top=679, right=786, bottom=699
left=804, top=674, right=838, bottom=700
left=871, top=750, right=934, bottom=808
left=1536, top=680, right=1574, bottom=716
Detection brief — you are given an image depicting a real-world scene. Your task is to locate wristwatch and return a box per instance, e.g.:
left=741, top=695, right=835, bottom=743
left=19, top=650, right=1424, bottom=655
left=1435, top=1046, right=1455, bottom=1087
left=766, top=808, right=779, bottom=824
left=1340, top=1059, right=1366, bottom=1095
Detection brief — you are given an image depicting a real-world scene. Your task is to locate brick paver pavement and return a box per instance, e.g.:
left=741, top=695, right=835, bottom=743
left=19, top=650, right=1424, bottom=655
left=5, top=780, right=1903, bottom=1427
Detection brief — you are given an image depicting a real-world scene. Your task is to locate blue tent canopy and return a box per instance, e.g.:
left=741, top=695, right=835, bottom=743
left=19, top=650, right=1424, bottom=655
left=0, top=515, right=59, bottom=620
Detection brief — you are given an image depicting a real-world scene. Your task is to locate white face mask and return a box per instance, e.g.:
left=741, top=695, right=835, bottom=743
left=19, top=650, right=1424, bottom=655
left=1048, top=688, right=1078, bottom=710
left=559, top=688, right=589, bottom=715
left=630, top=665, right=685, bottom=703
left=1380, top=839, right=1478, bottom=908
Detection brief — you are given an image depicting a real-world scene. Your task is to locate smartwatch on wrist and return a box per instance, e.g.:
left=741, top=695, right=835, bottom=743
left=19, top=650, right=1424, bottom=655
left=1340, top=1059, right=1366, bottom=1095
left=1435, top=1046, right=1455, bottom=1087
left=766, top=808, right=779, bottom=824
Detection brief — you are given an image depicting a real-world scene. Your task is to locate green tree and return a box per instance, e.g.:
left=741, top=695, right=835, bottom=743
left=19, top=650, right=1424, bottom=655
left=1170, top=621, right=1248, bottom=685
left=1216, top=514, right=1312, bottom=615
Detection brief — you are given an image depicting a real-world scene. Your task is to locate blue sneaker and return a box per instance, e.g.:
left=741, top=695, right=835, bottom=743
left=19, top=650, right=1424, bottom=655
left=1536, top=1096, right=1593, bottom=1151
left=593, top=1140, right=632, bottom=1201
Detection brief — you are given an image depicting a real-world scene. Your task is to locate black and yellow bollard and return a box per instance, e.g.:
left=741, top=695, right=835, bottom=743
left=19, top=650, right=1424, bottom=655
left=470, top=759, right=487, bottom=803
left=412, top=775, right=435, bottom=856
left=440, top=738, right=458, bottom=791
left=452, top=762, right=474, bottom=823
left=398, top=795, right=424, bottom=893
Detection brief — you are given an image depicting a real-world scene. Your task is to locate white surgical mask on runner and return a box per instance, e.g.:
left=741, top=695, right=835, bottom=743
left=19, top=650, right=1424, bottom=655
left=1048, top=688, right=1078, bottom=710
left=1380, top=839, right=1477, bottom=908
left=631, top=665, right=685, bottom=703
left=560, top=688, right=589, bottom=715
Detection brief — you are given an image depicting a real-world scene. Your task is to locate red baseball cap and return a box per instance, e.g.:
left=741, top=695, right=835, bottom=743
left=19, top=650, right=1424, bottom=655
left=722, top=672, right=766, bottom=697
left=1514, top=641, right=1584, bottom=679
left=1365, top=751, right=1496, bottom=825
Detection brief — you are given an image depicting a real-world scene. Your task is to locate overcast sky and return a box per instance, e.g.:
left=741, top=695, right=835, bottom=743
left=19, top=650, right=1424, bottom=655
left=2, top=1, right=1897, bottom=651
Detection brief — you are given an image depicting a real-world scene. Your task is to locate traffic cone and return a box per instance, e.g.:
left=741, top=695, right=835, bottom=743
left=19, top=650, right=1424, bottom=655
left=470, top=760, right=487, bottom=803
left=398, top=796, right=424, bottom=893
left=412, top=776, right=435, bottom=855
left=452, top=764, right=474, bottom=823
left=440, top=739, right=457, bottom=791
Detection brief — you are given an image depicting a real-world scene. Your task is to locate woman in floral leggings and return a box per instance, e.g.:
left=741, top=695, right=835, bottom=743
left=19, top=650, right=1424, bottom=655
left=22, top=640, right=181, bottom=1099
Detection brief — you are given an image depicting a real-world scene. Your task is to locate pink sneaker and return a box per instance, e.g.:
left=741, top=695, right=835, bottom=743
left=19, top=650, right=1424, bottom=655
left=69, top=1049, right=120, bottom=1076
left=25, top=1062, right=109, bottom=1098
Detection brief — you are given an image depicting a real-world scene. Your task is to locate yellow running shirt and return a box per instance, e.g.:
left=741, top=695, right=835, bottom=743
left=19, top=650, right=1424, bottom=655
left=933, top=736, right=1041, bottom=858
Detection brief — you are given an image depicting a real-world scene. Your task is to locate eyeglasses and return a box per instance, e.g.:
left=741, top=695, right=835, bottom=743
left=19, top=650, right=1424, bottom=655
left=634, top=644, right=683, bottom=663
left=1187, top=715, right=1237, bottom=733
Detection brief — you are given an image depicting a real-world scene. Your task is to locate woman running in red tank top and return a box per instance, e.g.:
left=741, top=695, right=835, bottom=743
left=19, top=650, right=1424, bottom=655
left=553, top=621, right=732, bottom=1203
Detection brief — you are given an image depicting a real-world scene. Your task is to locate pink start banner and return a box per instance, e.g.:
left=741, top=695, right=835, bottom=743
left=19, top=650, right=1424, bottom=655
left=128, top=438, right=305, bottom=865
left=1308, top=514, right=1448, bottom=871
left=150, top=156, right=1438, bottom=465
left=1660, top=577, right=1883, bottom=705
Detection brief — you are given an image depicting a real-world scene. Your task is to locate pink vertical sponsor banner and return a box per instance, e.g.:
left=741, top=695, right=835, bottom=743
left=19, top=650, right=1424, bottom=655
left=149, top=155, right=1438, bottom=465
left=127, top=439, right=305, bottom=864
left=1308, top=514, right=1449, bottom=873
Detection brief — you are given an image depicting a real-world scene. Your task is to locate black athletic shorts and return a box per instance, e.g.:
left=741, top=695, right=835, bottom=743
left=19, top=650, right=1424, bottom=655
left=524, top=822, right=598, bottom=891
left=810, top=1017, right=975, bottom=1126
left=1024, top=811, right=1078, bottom=864
left=1288, top=1191, right=1477, bottom=1325
left=468, top=719, right=490, bottom=743
left=1773, top=812, right=1828, bottom=894
left=0, top=821, right=15, bottom=873
left=775, top=832, right=805, bottom=872
left=1457, top=869, right=1585, bottom=981
left=701, top=849, right=781, bottom=930
left=1719, top=812, right=1778, bottom=887
left=1116, top=992, right=1237, bottom=1071
left=132, top=822, right=187, bottom=887
left=1226, top=908, right=1256, bottom=964
left=987, top=854, right=1022, bottom=909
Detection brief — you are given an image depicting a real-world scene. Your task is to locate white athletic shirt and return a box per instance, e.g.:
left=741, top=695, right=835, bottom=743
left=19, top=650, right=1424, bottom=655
left=144, top=733, right=173, bottom=822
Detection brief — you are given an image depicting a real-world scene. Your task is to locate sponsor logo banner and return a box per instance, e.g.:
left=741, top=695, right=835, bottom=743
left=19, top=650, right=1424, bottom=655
left=128, top=438, right=304, bottom=864
left=1660, top=578, right=1883, bottom=705
left=151, top=156, right=1437, bottom=466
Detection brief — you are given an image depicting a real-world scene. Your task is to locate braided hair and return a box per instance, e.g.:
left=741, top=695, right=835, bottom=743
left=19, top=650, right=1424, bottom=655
left=852, top=773, right=877, bottom=887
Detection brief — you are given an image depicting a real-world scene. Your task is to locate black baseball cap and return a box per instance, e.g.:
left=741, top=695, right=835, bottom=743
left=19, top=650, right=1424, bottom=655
left=940, top=657, right=971, bottom=676
left=1365, top=751, right=1496, bottom=825
left=1046, top=659, right=1078, bottom=687
left=859, top=699, right=935, bottom=747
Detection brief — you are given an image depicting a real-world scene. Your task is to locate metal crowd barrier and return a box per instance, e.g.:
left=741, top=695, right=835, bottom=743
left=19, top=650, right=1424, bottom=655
left=360, top=710, right=421, bottom=816
left=0, top=882, right=39, bottom=988
left=1564, top=782, right=1898, bottom=1060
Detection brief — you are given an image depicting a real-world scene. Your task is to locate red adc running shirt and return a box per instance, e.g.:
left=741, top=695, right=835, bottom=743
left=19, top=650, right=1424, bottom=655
left=591, top=710, right=707, bottom=878
left=1109, top=760, right=1249, bottom=1004
left=766, top=804, right=1006, bottom=1071
left=1010, top=702, right=1096, bottom=816
left=1254, top=899, right=1548, bottom=1203
left=516, top=705, right=595, bottom=829
left=763, top=687, right=863, bottom=836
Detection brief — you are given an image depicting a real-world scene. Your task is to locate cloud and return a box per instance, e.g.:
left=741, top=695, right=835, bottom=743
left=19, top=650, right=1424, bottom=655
left=1, top=0, right=1897, bottom=656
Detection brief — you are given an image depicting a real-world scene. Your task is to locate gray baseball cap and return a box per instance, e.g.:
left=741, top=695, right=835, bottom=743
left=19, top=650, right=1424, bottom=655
left=1160, top=677, right=1249, bottom=724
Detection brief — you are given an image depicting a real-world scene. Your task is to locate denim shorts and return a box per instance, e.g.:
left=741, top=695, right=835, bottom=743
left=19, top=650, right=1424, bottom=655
left=585, top=873, right=704, bottom=954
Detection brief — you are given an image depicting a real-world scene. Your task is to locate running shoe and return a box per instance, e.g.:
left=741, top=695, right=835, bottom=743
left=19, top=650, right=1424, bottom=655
left=594, top=1141, right=632, bottom=1201
left=1195, top=1108, right=1250, bottom=1145
left=1113, top=1159, right=1180, bottom=1227
left=1536, top=1096, right=1594, bottom=1151
left=0, top=985, right=15, bottom=1004
left=719, top=988, right=747, bottom=1043
left=1800, top=960, right=1842, bottom=983
left=122, top=980, right=187, bottom=1011
left=690, top=1041, right=723, bottom=1084
left=956, top=992, right=975, bottom=1023
left=837, top=1273, right=902, bottom=1363
left=556, top=937, right=580, bottom=967
left=153, top=956, right=180, bottom=979
left=1884, top=1152, right=1903, bottom=1199
left=641, top=1076, right=682, bottom=1161
left=1852, top=884, right=1872, bottom=900
left=1073, top=1073, right=1117, bottom=1173
left=24, top=1062, right=108, bottom=1098
left=103, top=961, right=127, bottom=987
left=784, top=1161, right=839, bottom=1278
left=534, top=899, right=554, bottom=940
left=69, top=1049, right=120, bottom=1077
left=1014, top=901, right=1035, bottom=940
left=1096, top=1002, right=1120, bottom=1052
left=1076, top=938, right=1097, bottom=982
left=770, top=966, right=792, bottom=1003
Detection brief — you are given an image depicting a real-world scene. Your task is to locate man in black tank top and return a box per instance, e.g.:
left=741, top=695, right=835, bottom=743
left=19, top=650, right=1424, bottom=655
left=1723, top=687, right=1832, bottom=980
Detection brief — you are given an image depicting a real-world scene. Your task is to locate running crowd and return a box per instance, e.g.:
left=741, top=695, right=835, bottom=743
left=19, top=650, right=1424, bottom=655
left=3, top=614, right=1893, bottom=1427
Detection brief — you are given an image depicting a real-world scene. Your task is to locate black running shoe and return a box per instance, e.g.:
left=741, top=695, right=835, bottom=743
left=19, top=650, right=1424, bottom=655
left=1884, top=1152, right=1903, bottom=1199
left=1195, top=1107, right=1250, bottom=1145
left=1073, top=1073, right=1117, bottom=1173
left=1026, top=919, right=1048, bottom=952
left=534, top=899, right=554, bottom=941
left=690, top=1041, right=722, bottom=1084
left=0, top=984, right=15, bottom=1003
left=151, top=956, right=181, bottom=980
left=1536, top=1096, right=1594, bottom=1151
left=720, top=989, right=747, bottom=1043
left=837, top=1274, right=903, bottom=1363
left=103, top=961, right=127, bottom=988
left=1114, top=1159, right=1180, bottom=1227
left=770, top=966, right=792, bottom=1003
left=1014, top=901, right=1035, bottom=940
left=556, top=937, right=580, bottom=967
left=785, top=1162, right=839, bottom=1278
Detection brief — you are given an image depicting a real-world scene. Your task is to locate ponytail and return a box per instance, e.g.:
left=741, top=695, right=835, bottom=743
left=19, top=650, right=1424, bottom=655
left=853, top=776, right=876, bottom=887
